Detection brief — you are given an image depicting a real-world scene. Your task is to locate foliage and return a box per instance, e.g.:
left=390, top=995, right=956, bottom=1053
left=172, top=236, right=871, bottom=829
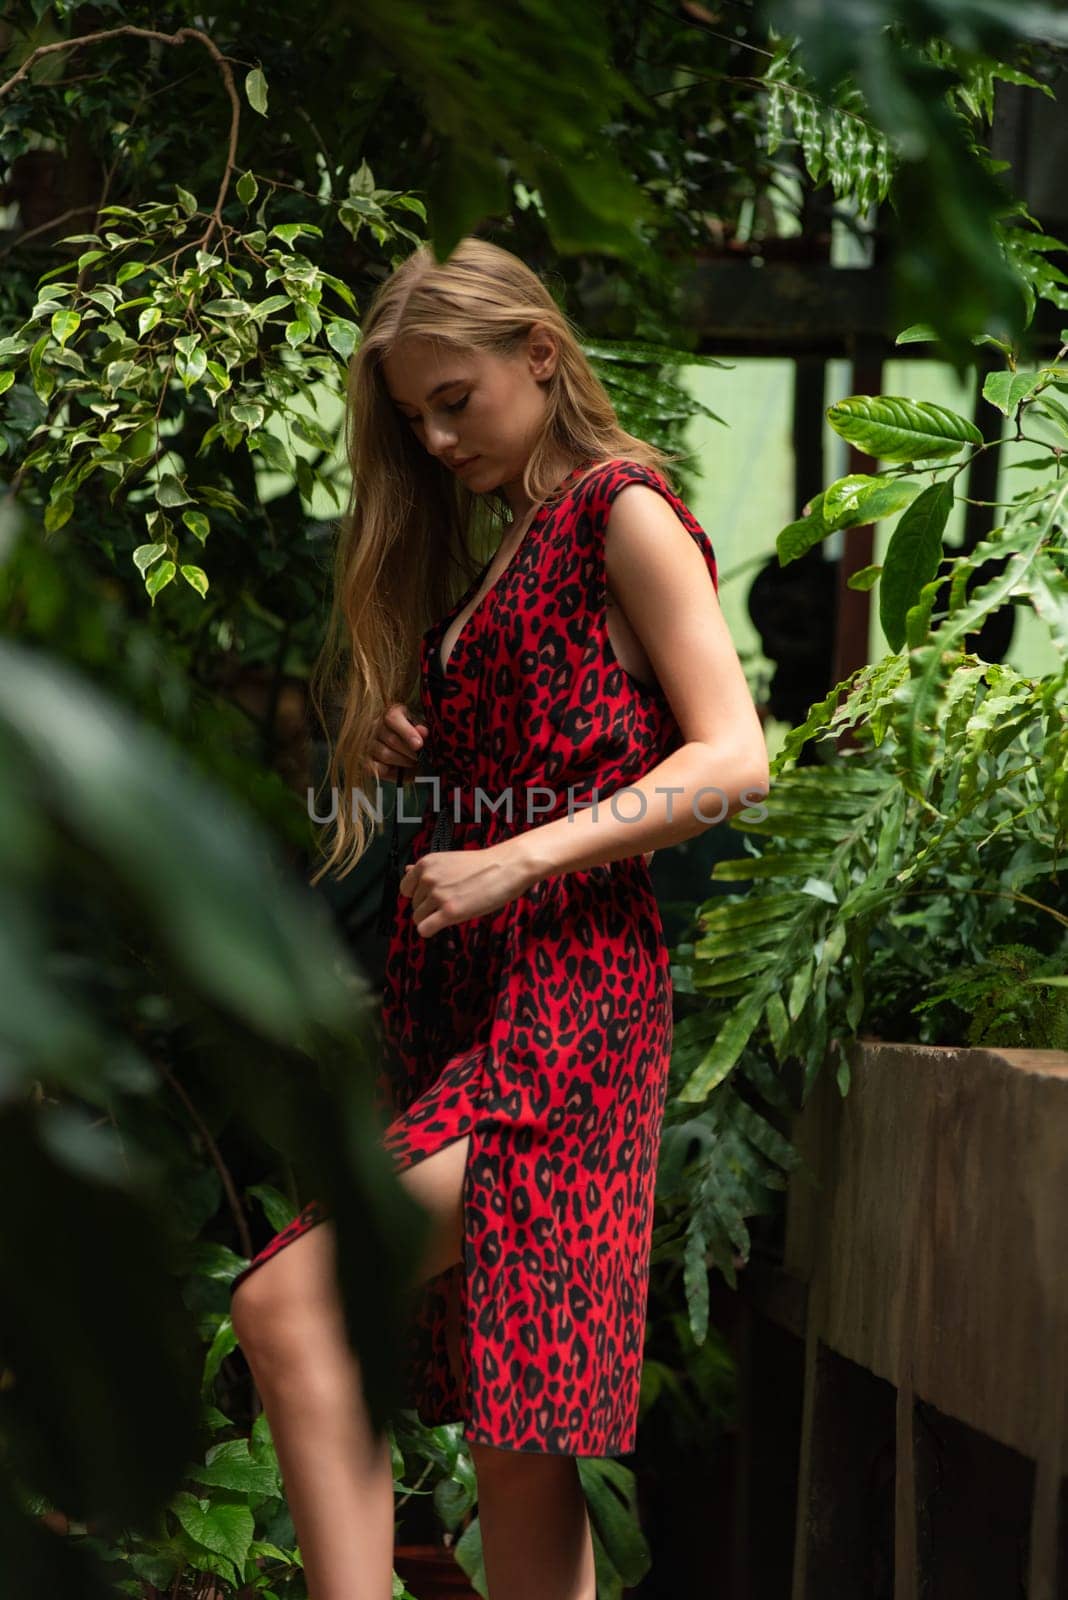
left=0, top=18, right=704, bottom=1589
left=4, top=2, right=1068, bottom=1592
left=0, top=637, right=443, bottom=1596
left=763, top=0, right=1068, bottom=357
left=2, top=169, right=412, bottom=603
left=663, top=327, right=1068, bottom=1332
left=912, top=940, right=1068, bottom=1048
left=0, top=172, right=723, bottom=611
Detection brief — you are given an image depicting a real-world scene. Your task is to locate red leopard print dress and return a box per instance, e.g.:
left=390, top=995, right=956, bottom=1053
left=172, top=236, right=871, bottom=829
left=230, top=456, right=719, bottom=1457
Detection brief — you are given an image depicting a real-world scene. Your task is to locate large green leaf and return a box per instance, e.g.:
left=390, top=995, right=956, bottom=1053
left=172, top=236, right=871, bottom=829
left=880, top=480, right=954, bottom=650
left=0, top=644, right=357, bottom=1041
left=187, top=1439, right=277, bottom=1496
left=577, top=1458, right=651, bottom=1587
left=827, top=396, right=983, bottom=461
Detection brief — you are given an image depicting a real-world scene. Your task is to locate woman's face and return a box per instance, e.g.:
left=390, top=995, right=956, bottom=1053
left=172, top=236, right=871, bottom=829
left=380, top=325, right=558, bottom=495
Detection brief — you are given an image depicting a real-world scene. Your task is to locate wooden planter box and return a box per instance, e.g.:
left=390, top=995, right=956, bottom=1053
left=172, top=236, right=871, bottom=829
left=732, top=1041, right=1068, bottom=1600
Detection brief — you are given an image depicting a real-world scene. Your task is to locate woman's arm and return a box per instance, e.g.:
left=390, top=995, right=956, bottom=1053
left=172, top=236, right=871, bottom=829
left=493, top=483, right=770, bottom=886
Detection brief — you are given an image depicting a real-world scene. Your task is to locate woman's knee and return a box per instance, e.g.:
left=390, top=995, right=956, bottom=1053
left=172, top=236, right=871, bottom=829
left=230, top=1224, right=338, bottom=1361
left=230, top=1264, right=295, bottom=1364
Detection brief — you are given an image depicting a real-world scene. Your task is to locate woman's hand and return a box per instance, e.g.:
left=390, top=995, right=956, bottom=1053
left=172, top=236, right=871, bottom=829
left=370, top=702, right=428, bottom=783
left=400, top=843, right=533, bottom=938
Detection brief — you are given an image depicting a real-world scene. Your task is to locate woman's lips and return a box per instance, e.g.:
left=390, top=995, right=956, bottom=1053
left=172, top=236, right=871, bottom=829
left=453, top=455, right=479, bottom=471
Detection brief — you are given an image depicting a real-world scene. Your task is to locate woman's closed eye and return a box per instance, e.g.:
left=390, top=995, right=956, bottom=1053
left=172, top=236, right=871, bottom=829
left=403, top=395, right=469, bottom=427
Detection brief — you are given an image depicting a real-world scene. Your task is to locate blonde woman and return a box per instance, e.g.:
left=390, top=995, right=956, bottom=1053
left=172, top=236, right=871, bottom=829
left=229, top=236, right=768, bottom=1600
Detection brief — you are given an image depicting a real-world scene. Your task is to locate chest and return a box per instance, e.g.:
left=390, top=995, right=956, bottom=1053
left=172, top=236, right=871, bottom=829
left=440, top=563, right=656, bottom=692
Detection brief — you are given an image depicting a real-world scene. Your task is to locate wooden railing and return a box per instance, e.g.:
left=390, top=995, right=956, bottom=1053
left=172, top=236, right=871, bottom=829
left=733, top=1040, right=1068, bottom=1600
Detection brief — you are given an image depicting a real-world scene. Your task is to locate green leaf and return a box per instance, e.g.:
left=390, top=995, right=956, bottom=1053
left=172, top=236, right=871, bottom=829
left=44, top=493, right=74, bottom=533
left=133, top=542, right=167, bottom=574
left=847, top=564, right=882, bottom=591
left=29, top=332, right=53, bottom=402
left=295, top=457, right=316, bottom=502
left=321, top=271, right=357, bottom=311
left=180, top=564, right=209, bottom=598
left=146, top=559, right=176, bottom=601
left=155, top=474, right=193, bottom=508
left=1034, top=396, right=1068, bottom=439
left=171, top=1491, right=254, bottom=1568
left=121, top=423, right=156, bottom=462
left=350, top=157, right=376, bottom=196
left=178, top=346, right=208, bottom=388
left=578, top=1460, right=651, bottom=1585
left=33, top=282, right=73, bottom=308
left=200, top=298, right=252, bottom=318
left=175, top=186, right=198, bottom=216
left=137, top=306, right=162, bottom=337
left=249, top=295, right=291, bottom=322
left=0, top=371, right=14, bottom=397
left=895, top=323, right=938, bottom=344
left=182, top=510, right=210, bottom=545
left=880, top=481, right=954, bottom=652
left=822, top=474, right=922, bottom=531
left=50, top=309, right=80, bottom=347
left=325, top=318, right=359, bottom=360
left=246, top=1182, right=297, bottom=1233
left=144, top=509, right=171, bottom=540
left=245, top=67, right=269, bottom=116
left=270, top=222, right=323, bottom=246
left=776, top=492, right=829, bottom=564
left=679, top=989, right=767, bottom=1100
left=983, top=368, right=1043, bottom=417
left=187, top=1440, right=276, bottom=1496
left=236, top=170, right=259, bottom=206
left=290, top=414, right=335, bottom=454
left=115, top=260, right=149, bottom=286
left=231, top=402, right=265, bottom=430
left=104, top=359, right=135, bottom=392
left=827, top=396, right=983, bottom=462
left=249, top=430, right=294, bottom=474
left=285, top=317, right=311, bottom=348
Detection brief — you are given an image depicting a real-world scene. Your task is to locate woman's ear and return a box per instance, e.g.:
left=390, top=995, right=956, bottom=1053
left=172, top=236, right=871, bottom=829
left=526, top=321, right=558, bottom=381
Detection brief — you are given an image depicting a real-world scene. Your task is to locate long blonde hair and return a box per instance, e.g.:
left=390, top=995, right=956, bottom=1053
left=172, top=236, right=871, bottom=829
left=308, top=235, right=678, bottom=884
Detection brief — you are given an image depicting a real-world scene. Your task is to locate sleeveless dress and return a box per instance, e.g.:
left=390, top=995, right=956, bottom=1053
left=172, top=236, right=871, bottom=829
left=230, top=456, right=719, bottom=1458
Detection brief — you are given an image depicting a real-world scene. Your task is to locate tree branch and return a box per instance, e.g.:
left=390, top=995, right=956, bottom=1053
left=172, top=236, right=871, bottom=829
left=0, top=25, right=243, bottom=250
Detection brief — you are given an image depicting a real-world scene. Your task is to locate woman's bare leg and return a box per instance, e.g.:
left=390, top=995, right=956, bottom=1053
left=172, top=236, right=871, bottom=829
left=469, top=1441, right=598, bottom=1600
left=230, top=1134, right=471, bottom=1600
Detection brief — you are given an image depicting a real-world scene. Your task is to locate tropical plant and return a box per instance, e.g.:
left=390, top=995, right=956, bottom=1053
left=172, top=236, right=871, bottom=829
left=662, top=331, right=1068, bottom=1326
left=763, top=0, right=1068, bottom=356
left=6, top=2, right=1068, bottom=1593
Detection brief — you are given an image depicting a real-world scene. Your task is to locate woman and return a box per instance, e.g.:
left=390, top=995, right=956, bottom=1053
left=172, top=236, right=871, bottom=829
left=230, top=236, right=768, bottom=1600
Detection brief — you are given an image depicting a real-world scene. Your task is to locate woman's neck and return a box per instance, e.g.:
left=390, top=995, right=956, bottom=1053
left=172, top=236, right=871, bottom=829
left=498, top=450, right=582, bottom=522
